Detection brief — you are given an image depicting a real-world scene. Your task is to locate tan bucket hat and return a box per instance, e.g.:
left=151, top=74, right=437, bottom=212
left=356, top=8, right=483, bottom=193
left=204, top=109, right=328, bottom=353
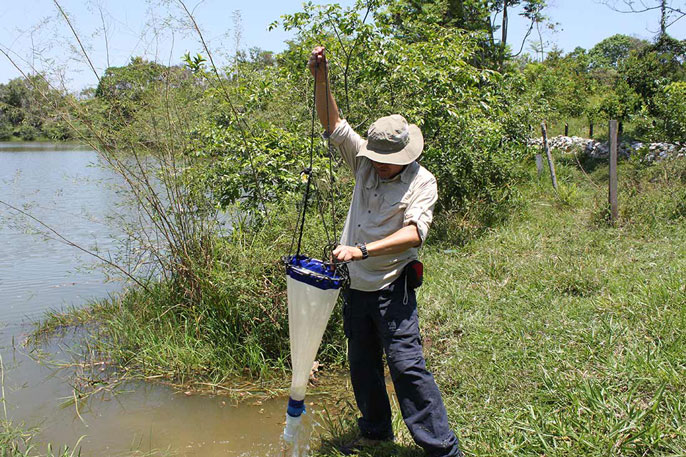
left=357, top=115, right=424, bottom=165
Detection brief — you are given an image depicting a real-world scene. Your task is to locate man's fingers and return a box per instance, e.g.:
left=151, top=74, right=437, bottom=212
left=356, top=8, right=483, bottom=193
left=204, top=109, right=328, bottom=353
left=308, top=47, right=326, bottom=76
left=332, top=246, right=352, bottom=262
left=311, top=46, right=326, bottom=65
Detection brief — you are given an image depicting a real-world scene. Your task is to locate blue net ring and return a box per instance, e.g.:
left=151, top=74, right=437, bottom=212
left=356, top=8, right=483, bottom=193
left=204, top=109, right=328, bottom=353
left=284, top=255, right=345, bottom=290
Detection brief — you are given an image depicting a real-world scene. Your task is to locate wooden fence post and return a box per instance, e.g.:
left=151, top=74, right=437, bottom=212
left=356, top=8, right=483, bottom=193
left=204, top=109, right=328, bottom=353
left=535, top=154, right=544, bottom=177
left=564, top=122, right=569, bottom=137
left=609, top=120, right=618, bottom=223
left=541, top=122, right=558, bottom=190
left=589, top=122, right=594, bottom=138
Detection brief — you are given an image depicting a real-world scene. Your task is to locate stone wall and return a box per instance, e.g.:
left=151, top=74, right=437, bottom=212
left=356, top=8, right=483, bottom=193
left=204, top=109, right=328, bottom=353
left=529, top=136, right=686, bottom=162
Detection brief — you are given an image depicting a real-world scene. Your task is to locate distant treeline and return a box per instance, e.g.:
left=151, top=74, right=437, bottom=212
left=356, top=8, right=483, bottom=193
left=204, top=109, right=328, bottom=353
left=0, top=75, right=76, bottom=141
left=0, top=1, right=684, bottom=216
left=1, top=34, right=684, bottom=145
left=520, top=33, right=686, bottom=142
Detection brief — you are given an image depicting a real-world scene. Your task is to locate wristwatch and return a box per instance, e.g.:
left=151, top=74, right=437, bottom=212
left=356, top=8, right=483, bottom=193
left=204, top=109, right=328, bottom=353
left=356, top=243, right=369, bottom=260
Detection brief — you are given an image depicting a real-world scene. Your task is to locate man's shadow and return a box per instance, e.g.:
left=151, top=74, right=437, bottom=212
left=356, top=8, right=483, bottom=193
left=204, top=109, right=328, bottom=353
left=316, top=434, right=425, bottom=456
left=310, top=381, right=426, bottom=456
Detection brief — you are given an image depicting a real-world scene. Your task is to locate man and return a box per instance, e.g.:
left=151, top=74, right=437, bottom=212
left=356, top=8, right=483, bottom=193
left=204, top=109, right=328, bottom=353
left=308, top=46, right=463, bottom=457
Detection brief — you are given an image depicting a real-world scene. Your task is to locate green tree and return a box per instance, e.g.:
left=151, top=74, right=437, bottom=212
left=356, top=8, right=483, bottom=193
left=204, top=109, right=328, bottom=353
left=588, top=34, right=649, bottom=69
left=0, top=75, right=72, bottom=141
left=374, top=0, right=547, bottom=68
left=652, top=81, right=686, bottom=141
left=620, top=35, right=686, bottom=108
left=521, top=48, right=594, bottom=122
left=92, top=57, right=195, bottom=136
left=273, top=0, right=531, bottom=215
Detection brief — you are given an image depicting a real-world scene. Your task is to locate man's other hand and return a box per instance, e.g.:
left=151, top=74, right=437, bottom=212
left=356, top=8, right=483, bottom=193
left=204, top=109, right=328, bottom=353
left=332, top=245, right=364, bottom=262
left=308, top=46, right=328, bottom=80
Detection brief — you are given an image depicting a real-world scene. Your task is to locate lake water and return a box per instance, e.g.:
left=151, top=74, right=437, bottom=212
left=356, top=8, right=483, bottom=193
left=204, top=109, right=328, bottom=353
left=0, top=143, right=313, bottom=456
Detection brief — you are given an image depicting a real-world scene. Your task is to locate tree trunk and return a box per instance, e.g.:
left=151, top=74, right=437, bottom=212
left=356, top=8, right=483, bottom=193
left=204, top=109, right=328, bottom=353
left=660, top=0, right=667, bottom=36
left=500, top=0, right=509, bottom=69
left=536, top=21, right=544, bottom=61
left=501, top=1, right=509, bottom=48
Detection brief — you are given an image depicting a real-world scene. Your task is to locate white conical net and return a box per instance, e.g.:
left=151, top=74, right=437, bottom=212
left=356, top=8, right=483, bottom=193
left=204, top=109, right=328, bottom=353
left=287, top=275, right=340, bottom=401
left=282, top=256, right=344, bottom=452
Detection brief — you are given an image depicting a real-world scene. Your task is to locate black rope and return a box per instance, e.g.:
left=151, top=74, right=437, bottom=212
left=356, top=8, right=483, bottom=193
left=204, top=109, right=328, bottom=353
left=324, top=68, right=338, bottom=245
left=287, top=56, right=344, bottom=274
left=287, top=168, right=310, bottom=257
left=315, top=185, right=333, bottom=247
left=293, top=63, right=319, bottom=257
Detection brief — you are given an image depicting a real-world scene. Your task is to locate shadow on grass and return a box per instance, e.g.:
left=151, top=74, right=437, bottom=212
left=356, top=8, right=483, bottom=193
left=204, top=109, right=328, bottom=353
left=556, top=153, right=607, bottom=174
left=313, top=400, right=425, bottom=457
left=316, top=437, right=425, bottom=457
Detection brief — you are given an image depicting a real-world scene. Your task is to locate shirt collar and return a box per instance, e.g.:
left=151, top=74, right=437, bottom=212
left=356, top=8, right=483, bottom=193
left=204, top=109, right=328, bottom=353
left=365, top=161, right=418, bottom=189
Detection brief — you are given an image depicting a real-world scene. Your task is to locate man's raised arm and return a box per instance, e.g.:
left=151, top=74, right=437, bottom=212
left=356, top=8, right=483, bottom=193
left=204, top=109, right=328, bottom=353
left=308, top=46, right=341, bottom=135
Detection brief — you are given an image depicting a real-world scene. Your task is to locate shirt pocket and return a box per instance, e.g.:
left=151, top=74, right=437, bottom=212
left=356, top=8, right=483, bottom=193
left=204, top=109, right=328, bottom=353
left=381, top=184, right=410, bottom=209
left=376, top=188, right=409, bottom=226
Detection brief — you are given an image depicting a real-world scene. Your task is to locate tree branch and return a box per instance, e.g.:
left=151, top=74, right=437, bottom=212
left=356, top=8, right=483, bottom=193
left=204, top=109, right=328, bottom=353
left=512, top=18, right=536, bottom=57
left=0, top=199, right=150, bottom=293
left=598, top=0, right=684, bottom=17
left=53, top=0, right=100, bottom=82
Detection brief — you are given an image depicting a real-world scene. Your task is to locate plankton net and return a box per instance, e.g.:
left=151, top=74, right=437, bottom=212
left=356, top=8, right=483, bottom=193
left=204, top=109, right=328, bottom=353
left=280, top=59, right=347, bottom=450
left=281, top=255, right=346, bottom=446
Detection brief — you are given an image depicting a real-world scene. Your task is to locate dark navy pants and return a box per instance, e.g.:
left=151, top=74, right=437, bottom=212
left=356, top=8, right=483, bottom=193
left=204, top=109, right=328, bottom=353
left=342, top=272, right=462, bottom=457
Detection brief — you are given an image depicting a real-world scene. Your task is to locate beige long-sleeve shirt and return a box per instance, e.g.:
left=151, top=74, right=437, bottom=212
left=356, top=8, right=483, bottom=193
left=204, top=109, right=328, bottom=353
left=328, top=120, right=438, bottom=292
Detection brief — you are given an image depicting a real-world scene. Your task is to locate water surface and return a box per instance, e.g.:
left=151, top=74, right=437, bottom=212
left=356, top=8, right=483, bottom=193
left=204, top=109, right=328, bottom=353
left=0, top=143, right=312, bottom=456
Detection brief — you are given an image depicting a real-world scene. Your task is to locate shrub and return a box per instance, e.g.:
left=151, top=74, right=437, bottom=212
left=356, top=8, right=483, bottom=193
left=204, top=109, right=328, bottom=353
left=277, top=4, right=530, bottom=217
left=652, top=81, right=686, bottom=143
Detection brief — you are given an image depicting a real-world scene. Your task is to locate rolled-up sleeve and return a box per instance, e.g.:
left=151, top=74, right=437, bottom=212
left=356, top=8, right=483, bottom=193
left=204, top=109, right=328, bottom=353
left=325, top=119, right=365, bottom=173
left=403, top=177, right=438, bottom=245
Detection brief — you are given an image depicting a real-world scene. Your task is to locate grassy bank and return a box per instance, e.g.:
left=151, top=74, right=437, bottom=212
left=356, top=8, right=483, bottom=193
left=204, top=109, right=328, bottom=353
left=31, top=200, right=349, bottom=397
left=313, top=154, right=686, bottom=456
left=33, top=152, right=685, bottom=456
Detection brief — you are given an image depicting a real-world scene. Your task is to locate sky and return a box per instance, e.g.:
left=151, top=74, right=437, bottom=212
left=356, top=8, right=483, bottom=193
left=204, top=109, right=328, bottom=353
left=1, top=0, right=685, bottom=91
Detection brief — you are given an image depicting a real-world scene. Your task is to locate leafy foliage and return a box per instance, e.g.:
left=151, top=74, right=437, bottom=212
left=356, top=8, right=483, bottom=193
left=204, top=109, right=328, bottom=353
left=621, top=36, right=686, bottom=106
left=277, top=1, right=531, bottom=216
left=588, top=33, right=648, bottom=69
left=517, top=32, right=685, bottom=140
left=651, top=81, right=686, bottom=142
left=0, top=76, right=74, bottom=141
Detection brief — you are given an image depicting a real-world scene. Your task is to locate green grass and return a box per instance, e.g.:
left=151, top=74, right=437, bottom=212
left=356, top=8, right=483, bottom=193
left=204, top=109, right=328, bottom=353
left=32, top=154, right=686, bottom=456
left=0, top=421, right=83, bottom=457
left=309, top=156, right=686, bottom=456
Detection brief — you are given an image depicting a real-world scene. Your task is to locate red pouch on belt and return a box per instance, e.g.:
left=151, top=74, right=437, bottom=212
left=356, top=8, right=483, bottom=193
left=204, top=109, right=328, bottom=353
left=405, top=260, right=424, bottom=289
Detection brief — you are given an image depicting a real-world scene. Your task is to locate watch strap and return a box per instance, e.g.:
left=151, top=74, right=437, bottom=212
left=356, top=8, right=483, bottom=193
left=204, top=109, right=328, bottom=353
left=357, top=243, right=369, bottom=260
